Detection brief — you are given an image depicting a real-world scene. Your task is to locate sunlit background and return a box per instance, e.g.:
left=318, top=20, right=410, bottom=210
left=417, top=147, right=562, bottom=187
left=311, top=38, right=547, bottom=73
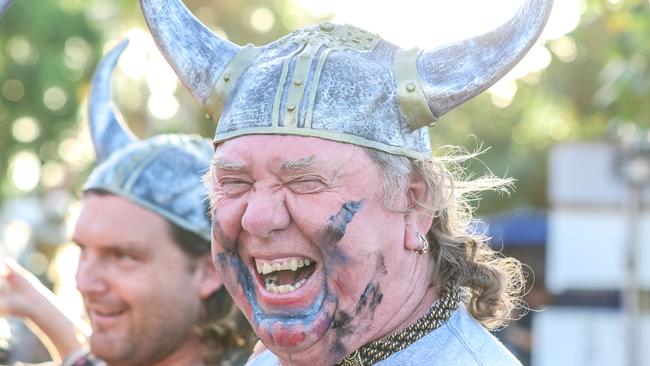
left=1, top=0, right=649, bottom=364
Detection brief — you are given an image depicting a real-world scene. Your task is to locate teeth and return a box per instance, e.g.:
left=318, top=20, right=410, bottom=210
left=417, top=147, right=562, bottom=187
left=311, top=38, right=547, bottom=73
left=296, top=278, right=306, bottom=287
left=264, top=278, right=308, bottom=294
left=255, top=257, right=314, bottom=274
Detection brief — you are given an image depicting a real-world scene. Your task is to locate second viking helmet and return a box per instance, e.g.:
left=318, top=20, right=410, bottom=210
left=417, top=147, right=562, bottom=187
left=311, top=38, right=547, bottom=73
left=142, top=0, right=553, bottom=158
left=84, top=40, right=214, bottom=242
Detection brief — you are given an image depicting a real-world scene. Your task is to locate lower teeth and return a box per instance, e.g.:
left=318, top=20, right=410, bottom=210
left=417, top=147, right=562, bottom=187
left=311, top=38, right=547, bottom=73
left=264, top=277, right=307, bottom=294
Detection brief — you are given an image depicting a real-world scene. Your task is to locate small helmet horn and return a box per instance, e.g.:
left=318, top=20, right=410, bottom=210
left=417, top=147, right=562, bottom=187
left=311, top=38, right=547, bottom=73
left=88, top=39, right=137, bottom=163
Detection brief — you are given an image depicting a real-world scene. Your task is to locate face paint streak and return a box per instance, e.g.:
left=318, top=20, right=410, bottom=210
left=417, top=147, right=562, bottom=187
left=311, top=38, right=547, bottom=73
left=322, top=201, right=362, bottom=247
left=329, top=253, right=387, bottom=358
left=214, top=253, right=257, bottom=317
left=376, top=254, right=388, bottom=276
left=330, top=310, right=353, bottom=358
left=355, top=281, right=383, bottom=315
left=320, top=201, right=363, bottom=268
left=212, top=220, right=237, bottom=252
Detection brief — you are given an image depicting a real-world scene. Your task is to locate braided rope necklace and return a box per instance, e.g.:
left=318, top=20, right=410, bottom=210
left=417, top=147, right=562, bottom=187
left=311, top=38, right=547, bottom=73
left=336, top=285, right=461, bottom=366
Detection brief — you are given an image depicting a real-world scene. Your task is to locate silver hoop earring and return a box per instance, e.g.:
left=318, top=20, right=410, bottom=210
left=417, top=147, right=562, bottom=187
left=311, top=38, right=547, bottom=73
left=414, top=232, right=429, bottom=255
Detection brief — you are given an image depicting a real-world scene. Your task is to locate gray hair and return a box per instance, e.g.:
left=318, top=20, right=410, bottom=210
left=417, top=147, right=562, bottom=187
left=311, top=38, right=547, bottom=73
left=363, top=147, right=524, bottom=330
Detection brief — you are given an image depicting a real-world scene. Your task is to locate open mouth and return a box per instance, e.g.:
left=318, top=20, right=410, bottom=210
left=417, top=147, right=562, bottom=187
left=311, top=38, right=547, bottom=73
left=93, top=309, right=125, bottom=317
left=254, top=257, right=317, bottom=295
left=87, top=306, right=127, bottom=330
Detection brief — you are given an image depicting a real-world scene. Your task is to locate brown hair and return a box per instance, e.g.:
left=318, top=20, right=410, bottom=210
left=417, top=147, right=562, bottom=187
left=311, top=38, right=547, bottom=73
left=168, top=224, right=254, bottom=365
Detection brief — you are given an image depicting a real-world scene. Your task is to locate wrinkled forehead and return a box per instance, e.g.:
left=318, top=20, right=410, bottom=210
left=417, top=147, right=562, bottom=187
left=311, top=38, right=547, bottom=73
left=213, top=134, right=369, bottom=173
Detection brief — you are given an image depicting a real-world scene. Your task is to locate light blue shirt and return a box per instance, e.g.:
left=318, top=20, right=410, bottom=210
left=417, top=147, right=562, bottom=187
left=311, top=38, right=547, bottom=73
left=248, top=306, right=522, bottom=366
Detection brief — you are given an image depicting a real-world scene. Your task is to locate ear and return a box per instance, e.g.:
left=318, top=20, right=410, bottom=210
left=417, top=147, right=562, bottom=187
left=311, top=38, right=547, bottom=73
left=195, top=255, right=223, bottom=299
left=403, top=171, right=434, bottom=251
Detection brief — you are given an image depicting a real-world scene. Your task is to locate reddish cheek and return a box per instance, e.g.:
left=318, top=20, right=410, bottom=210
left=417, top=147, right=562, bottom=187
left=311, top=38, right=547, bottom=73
left=284, top=195, right=335, bottom=236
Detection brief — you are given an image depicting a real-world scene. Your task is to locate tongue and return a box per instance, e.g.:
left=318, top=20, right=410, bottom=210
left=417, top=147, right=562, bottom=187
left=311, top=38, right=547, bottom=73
left=276, top=270, right=299, bottom=286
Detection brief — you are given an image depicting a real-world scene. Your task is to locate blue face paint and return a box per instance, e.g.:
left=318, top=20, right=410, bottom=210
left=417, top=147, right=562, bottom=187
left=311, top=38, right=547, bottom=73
left=355, top=281, right=383, bottom=315
left=320, top=201, right=363, bottom=267
left=322, top=201, right=362, bottom=246
left=214, top=251, right=336, bottom=349
left=212, top=219, right=237, bottom=252
left=329, top=253, right=387, bottom=358
left=214, top=200, right=377, bottom=354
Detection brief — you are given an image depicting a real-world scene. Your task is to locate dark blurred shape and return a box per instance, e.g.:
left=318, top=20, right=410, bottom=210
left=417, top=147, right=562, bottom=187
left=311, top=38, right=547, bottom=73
left=486, top=208, right=547, bottom=247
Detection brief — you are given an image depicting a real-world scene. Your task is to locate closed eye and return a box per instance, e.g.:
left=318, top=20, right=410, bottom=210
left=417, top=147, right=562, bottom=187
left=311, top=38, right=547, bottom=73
left=285, top=176, right=328, bottom=194
left=218, top=178, right=253, bottom=196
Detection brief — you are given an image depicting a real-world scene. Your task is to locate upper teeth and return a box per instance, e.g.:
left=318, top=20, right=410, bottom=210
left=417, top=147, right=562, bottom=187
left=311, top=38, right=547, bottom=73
left=255, top=257, right=312, bottom=275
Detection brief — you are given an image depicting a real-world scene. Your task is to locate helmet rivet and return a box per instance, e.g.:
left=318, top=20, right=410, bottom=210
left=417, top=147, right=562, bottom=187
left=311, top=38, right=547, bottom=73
left=294, top=79, right=303, bottom=86
left=287, top=105, right=296, bottom=112
left=406, top=82, right=416, bottom=92
left=223, top=73, right=231, bottom=82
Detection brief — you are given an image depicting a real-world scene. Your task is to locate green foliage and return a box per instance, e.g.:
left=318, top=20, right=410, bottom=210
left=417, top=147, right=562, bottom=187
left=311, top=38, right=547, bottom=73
left=1, top=1, right=100, bottom=198
left=0, top=0, right=318, bottom=204
left=432, top=0, right=650, bottom=215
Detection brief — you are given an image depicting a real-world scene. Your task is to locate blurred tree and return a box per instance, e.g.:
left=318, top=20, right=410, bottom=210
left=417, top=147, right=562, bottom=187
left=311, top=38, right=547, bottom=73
left=1, top=0, right=649, bottom=218
left=432, top=0, right=650, bottom=214
left=0, top=0, right=319, bottom=206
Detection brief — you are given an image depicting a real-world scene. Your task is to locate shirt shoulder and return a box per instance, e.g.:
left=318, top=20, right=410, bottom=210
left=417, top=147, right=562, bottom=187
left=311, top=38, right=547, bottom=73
left=377, top=307, right=522, bottom=366
left=245, top=349, right=280, bottom=366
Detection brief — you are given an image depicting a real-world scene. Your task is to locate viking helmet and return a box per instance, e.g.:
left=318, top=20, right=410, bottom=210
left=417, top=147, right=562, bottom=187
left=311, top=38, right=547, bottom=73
left=142, top=0, right=552, bottom=158
left=83, top=39, right=213, bottom=242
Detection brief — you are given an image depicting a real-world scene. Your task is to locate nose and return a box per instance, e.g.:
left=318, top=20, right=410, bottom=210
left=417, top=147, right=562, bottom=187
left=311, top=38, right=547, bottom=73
left=75, top=255, right=108, bottom=296
left=241, top=189, right=290, bottom=238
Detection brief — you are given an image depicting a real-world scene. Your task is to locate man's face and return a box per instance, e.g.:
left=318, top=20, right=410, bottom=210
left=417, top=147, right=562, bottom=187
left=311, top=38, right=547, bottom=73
left=73, top=194, right=204, bottom=366
left=210, top=135, right=432, bottom=362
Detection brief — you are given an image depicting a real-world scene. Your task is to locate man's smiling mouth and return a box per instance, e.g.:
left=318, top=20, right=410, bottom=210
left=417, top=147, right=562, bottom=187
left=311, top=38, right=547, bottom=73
left=254, top=256, right=317, bottom=294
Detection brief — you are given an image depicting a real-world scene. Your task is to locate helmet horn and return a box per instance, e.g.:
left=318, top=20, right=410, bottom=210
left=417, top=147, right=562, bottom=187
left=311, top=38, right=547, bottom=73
left=416, top=0, right=553, bottom=122
left=88, top=39, right=137, bottom=163
left=140, top=0, right=240, bottom=103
